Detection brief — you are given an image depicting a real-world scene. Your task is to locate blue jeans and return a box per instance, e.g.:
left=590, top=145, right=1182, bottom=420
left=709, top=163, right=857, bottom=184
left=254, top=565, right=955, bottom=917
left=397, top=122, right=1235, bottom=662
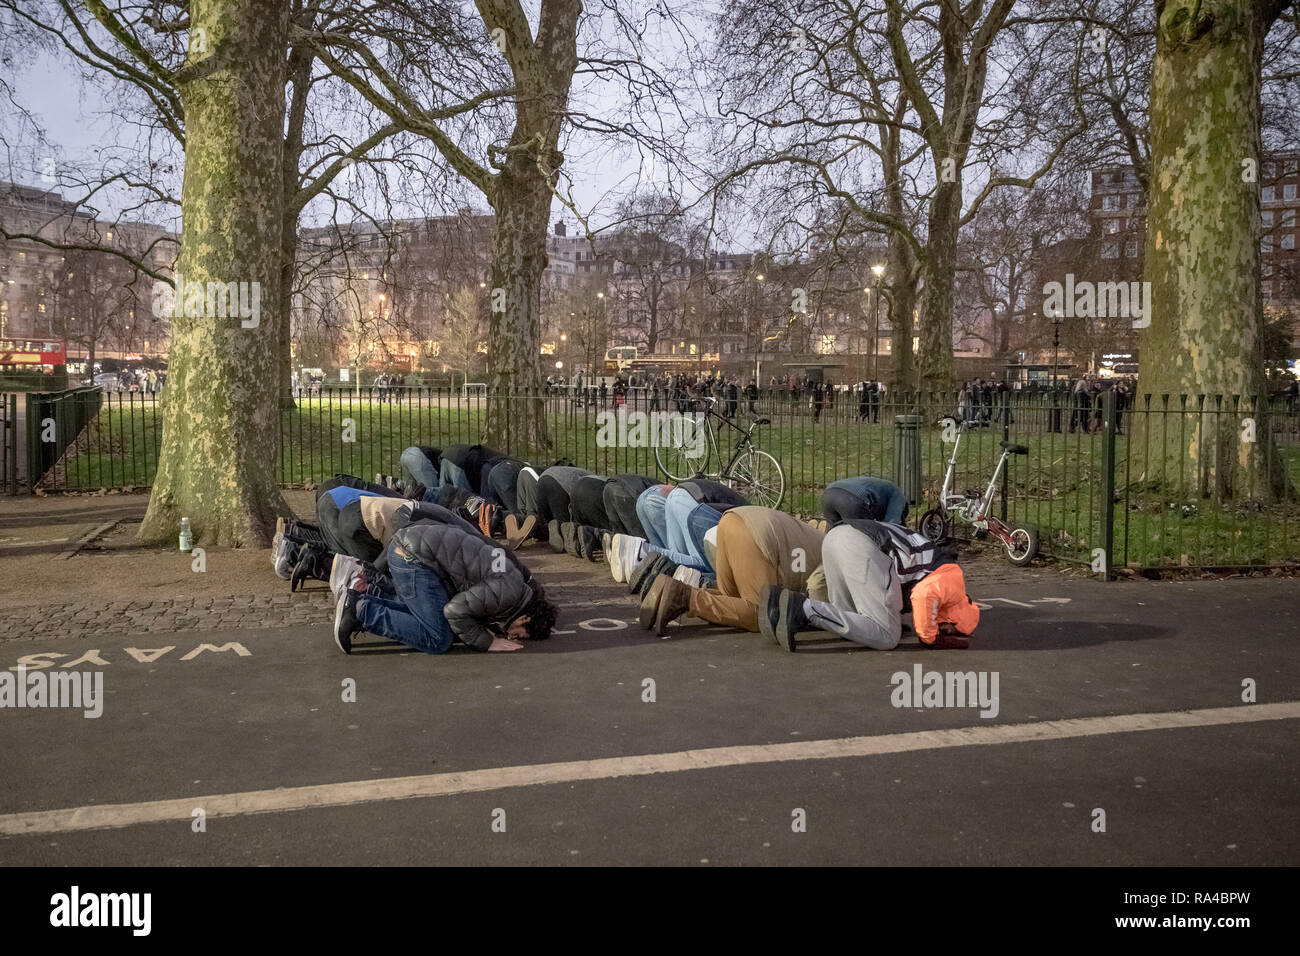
left=439, top=459, right=471, bottom=493
left=359, top=549, right=455, bottom=654
left=666, top=488, right=720, bottom=571
left=636, top=485, right=671, bottom=548
left=400, top=447, right=440, bottom=490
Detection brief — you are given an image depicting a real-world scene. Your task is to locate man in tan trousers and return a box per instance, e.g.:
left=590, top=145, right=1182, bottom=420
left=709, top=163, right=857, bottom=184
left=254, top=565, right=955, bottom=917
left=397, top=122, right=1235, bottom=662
left=638, top=506, right=826, bottom=636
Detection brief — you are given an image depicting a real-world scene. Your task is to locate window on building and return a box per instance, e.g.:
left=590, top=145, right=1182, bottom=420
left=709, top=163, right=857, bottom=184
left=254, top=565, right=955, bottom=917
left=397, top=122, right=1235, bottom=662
left=1263, top=211, right=1275, bottom=227
left=1285, top=159, right=1299, bottom=176
left=1263, top=280, right=1272, bottom=298
left=1105, top=219, right=1120, bottom=234
left=1283, top=234, right=1295, bottom=250
left=1263, top=162, right=1276, bottom=180
left=1262, top=235, right=1274, bottom=253
left=1285, top=184, right=1298, bottom=201
left=1262, top=186, right=1276, bottom=202
left=1284, top=210, right=1297, bottom=228
left=1124, top=240, right=1138, bottom=258
left=1102, top=241, right=1119, bottom=259
left=1102, top=195, right=1120, bottom=211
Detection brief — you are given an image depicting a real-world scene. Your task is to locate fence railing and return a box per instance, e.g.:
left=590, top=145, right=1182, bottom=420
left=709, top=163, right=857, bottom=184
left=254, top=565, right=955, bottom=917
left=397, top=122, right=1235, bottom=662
left=0, top=392, right=16, bottom=495
left=16, top=384, right=1300, bottom=570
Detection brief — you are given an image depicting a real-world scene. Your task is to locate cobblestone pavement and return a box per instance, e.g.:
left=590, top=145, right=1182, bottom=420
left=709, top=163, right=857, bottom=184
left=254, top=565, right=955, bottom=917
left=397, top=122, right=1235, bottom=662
left=0, top=588, right=336, bottom=644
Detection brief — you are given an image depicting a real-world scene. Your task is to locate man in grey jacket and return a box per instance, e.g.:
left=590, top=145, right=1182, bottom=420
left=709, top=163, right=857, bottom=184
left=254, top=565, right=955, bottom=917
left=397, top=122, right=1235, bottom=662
left=333, top=511, right=558, bottom=655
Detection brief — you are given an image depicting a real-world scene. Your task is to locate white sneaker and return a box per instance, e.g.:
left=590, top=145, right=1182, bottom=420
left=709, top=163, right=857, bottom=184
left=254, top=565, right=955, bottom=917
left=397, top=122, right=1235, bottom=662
left=672, top=565, right=702, bottom=588
left=609, top=534, right=646, bottom=583
left=330, top=554, right=363, bottom=601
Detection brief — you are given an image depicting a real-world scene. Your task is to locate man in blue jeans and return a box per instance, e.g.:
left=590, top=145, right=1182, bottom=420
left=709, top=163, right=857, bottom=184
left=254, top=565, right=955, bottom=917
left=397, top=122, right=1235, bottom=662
left=358, top=549, right=459, bottom=654
left=822, top=476, right=910, bottom=527
left=335, top=511, right=558, bottom=655
left=399, top=446, right=442, bottom=492
left=609, top=485, right=731, bottom=589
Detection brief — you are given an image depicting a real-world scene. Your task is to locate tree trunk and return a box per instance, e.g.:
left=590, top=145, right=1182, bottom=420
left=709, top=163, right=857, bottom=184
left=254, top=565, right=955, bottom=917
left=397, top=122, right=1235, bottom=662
left=887, top=248, right=916, bottom=394
left=138, top=0, right=291, bottom=547
left=1140, top=0, right=1286, bottom=499
left=917, top=180, right=960, bottom=390
left=483, top=159, right=552, bottom=455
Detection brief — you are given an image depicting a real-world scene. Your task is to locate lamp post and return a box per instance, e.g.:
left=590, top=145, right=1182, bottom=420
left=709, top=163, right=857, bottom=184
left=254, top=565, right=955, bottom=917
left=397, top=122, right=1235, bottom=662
left=752, top=271, right=765, bottom=382
left=1051, top=308, right=1062, bottom=386
left=870, top=263, right=885, bottom=383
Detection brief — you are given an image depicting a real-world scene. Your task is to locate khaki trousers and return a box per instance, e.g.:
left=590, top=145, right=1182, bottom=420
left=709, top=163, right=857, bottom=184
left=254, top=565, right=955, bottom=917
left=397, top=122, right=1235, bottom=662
left=687, top=514, right=779, bottom=632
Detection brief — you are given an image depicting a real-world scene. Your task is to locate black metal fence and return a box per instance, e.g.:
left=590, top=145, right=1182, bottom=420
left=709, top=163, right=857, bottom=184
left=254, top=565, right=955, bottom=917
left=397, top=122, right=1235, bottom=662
left=13, top=384, right=1300, bottom=571
left=0, top=393, right=16, bottom=495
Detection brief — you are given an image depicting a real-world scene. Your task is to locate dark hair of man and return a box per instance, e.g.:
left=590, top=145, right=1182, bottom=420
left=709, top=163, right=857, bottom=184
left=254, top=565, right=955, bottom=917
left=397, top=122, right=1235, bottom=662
left=521, top=583, right=559, bottom=642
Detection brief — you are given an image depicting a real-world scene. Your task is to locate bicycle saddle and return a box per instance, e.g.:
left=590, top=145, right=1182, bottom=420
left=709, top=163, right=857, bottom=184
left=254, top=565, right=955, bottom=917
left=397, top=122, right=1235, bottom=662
left=1001, top=441, right=1029, bottom=455
left=753, top=417, right=771, bottom=425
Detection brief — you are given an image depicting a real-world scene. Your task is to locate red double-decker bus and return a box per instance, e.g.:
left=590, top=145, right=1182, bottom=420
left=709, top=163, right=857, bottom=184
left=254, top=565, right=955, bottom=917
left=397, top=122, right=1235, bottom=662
left=0, top=337, right=66, bottom=367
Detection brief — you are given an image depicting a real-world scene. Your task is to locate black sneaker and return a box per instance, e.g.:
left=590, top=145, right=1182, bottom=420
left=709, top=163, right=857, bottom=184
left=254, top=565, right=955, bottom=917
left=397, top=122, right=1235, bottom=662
left=636, top=555, right=679, bottom=597
left=775, top=589, right=811, bottom=653
left=333, top=589, right=362, bottom=655
left=627, top=552, right=668, bottom=595
left=758, top=584, right=782, bottom=645
left=579, top=526, right=601, bottom=561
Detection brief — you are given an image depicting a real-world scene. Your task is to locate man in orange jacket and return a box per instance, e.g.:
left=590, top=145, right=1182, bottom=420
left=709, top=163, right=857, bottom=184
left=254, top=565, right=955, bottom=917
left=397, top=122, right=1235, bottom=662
left=909, top=563, right=980, bottom=649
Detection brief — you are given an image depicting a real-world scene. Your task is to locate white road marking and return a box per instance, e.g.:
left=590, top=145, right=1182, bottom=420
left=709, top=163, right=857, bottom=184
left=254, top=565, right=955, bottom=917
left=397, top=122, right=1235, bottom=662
left=2, top=701, right=1295, bottom=837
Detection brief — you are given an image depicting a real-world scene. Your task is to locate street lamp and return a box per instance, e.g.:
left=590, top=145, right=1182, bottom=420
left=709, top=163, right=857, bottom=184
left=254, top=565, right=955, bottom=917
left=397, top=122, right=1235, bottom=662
left=1051, top=308, right=1063, bottom=386
left=752, top=271, right=766, bottom=382
left=870, top=263, right=886, bottom=383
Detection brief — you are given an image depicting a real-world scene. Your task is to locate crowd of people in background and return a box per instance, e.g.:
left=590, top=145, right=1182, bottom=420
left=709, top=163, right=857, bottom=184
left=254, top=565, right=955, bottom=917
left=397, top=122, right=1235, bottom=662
left=95, top=366, right=165, bottom=394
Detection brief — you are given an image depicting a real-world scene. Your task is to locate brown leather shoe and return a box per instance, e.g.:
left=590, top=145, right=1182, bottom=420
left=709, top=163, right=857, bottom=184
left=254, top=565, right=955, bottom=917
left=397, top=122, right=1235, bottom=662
left=506, top=514, right=537, bottom=551
left=652, top=577, right=694, bottom=637
left=639, top=574, right=670, bottom=630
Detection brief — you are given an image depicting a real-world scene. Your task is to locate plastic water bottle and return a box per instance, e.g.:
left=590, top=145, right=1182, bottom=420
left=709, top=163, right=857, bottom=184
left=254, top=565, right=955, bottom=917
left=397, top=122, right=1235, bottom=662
left=179, top=517, right=193, bottom=552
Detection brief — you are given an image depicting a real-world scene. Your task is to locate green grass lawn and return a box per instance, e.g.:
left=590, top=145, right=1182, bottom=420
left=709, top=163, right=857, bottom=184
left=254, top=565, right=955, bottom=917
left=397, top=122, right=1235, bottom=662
left=50, top=391, right=1300, bottom=568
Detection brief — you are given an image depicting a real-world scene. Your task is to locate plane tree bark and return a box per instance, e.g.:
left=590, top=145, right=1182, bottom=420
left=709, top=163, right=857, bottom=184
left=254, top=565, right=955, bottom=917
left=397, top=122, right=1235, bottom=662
left=1138, top=0, right=1294, bottom=499
left=137, top=0, right=292, bottom=546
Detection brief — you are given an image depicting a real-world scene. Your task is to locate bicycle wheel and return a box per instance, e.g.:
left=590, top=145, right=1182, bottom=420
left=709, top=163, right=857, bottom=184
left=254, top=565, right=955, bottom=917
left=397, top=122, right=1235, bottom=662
left=655, top=415, right=709, bottom=481
left=727, top=449, right=784, bottom=508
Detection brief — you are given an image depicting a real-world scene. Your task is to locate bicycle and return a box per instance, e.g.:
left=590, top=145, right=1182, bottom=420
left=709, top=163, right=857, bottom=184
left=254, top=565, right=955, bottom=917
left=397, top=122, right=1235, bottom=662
left=655, top=396, right=785, bottom=508
left=918, top=415, right=1040, bottom=566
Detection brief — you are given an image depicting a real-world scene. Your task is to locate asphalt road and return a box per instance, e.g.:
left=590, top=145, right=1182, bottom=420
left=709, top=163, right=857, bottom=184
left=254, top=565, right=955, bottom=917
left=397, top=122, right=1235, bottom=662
left=1, top=551, right=1297, bottom=866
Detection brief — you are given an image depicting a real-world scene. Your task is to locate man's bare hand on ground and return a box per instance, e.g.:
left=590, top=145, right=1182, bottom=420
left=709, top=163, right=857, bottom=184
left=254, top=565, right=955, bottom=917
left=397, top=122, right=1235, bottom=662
left=489, top=637, right=524, bottom=652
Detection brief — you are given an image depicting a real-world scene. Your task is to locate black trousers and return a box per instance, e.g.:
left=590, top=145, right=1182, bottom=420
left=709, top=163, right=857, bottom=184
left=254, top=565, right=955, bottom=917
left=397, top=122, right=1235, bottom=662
left=537, top=475, right=575, bottom=525
left=603, top=474, right=656, bottom=537
left=568, top=476, right=611, bottom=529
left=482, top=459, right=522, bottom=511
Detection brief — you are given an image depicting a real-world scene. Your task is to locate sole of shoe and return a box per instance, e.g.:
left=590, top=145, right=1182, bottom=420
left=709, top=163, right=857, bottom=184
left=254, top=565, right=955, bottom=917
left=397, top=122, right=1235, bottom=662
left=653, top=579, right=689, bottom=637
left=639, top=574, right=669, bottom=630
left=639, top=559, right=677, bottom=597
left=672, top=566, right=702, bottom=588
left=333, top=595, right=354, bottom=655
left=775, top=590, right=801, bottom=652
left=627, top=553, right=663, bottom=595
left=608, top=534, right=626, bottom=582
left=757, top=584, right=780, bottom=644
